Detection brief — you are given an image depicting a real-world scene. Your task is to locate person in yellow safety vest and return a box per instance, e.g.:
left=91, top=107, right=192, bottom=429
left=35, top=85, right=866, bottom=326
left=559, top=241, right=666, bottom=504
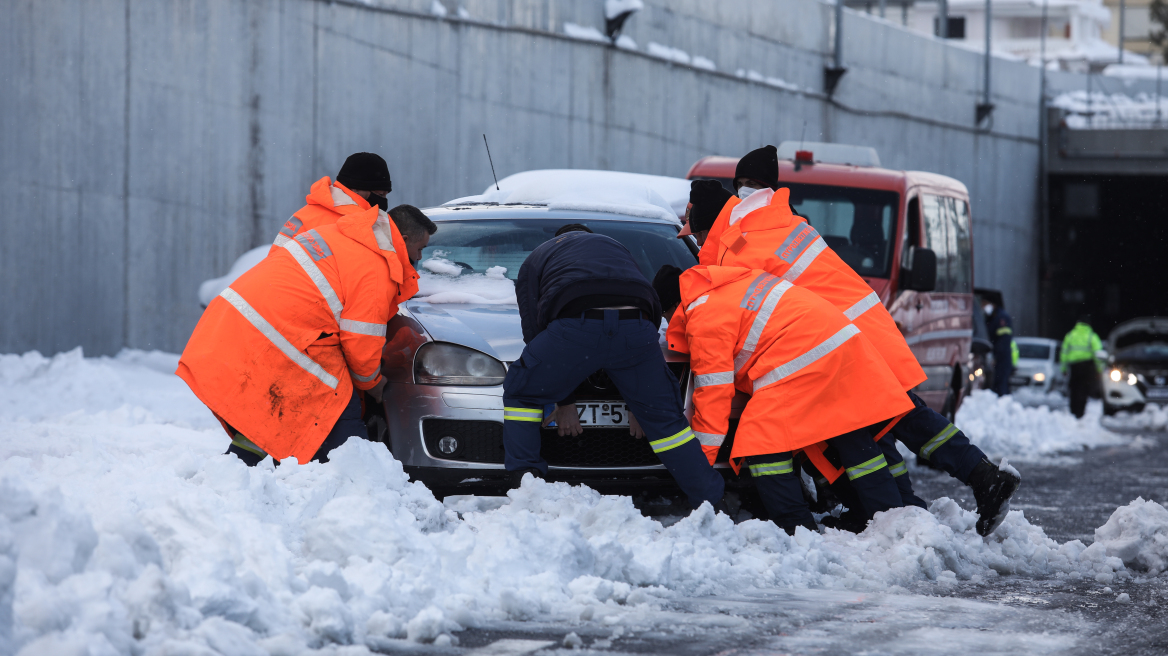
left=1061, top=315, right=1104, bottom=418
left=1012, top=339, right=1020, bottom=368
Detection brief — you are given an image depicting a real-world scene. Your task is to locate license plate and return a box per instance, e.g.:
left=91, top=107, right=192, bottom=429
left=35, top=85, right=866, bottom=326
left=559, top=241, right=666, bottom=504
left=577, top=402, right=630, bottom=427
left=1146, top=387, right=1168, bottom=400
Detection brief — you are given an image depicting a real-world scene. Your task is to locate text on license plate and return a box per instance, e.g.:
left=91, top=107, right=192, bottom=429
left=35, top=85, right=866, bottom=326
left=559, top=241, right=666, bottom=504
left=577, top=402, right=629, bottom=427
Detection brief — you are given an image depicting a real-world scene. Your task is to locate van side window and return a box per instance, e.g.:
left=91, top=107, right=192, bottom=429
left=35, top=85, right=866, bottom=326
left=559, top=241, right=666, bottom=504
left=920, top=194, right=951, bottom=292
left=950, top=199, right=973, bottom=293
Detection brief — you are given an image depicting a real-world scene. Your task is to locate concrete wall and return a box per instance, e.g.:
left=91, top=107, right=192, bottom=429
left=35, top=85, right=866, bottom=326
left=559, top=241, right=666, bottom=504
left=2, top=0, right=1056, bottom=356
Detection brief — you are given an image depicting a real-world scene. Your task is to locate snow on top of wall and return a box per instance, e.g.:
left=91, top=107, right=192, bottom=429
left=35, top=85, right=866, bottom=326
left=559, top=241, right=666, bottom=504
left=692, top=55, right=717, bottom=71
left=736, top=69, right=802, bottom=92
left=563, top=22, right=608, bottom=43
left=0, top=348, right=1159, bottom=653
left=430, top=0, right=447, bottom=18
left=646, top=42, right=690, bottom=66
left=615, top=34, right=637, bottom=50
left=1104, top=64, right=1168, bottom=80
left=605, top=0, right=644, bottom=20
left=445, top=169, right=690, bottom=222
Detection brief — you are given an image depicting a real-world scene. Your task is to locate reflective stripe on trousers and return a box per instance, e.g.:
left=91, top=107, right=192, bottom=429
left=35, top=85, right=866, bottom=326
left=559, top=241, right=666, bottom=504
left=846, top=454, right=889, bottom=481
left=889, top=460, right=908, bottom=477
left=753, top=324, right=861, bottom=392
left=920, top=423, right=959, bottom=459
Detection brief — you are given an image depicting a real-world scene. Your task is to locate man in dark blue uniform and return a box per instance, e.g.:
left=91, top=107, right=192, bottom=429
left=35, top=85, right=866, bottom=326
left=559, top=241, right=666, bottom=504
left=984, top=298, right=1015, bottom=397
left=503, top=225, right=726, bottom=510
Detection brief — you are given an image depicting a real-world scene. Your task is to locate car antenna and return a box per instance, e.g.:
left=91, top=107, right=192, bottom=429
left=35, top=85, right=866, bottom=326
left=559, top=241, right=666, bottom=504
left=483, top=134, right=500, bottom=190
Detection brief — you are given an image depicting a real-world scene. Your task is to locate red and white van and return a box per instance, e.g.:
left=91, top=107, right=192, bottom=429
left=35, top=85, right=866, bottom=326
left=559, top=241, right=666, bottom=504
left=687, top=143, right=975, bottom=416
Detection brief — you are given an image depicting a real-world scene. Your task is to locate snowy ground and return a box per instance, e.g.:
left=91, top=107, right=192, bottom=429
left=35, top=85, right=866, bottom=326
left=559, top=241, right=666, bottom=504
left=1, top=350, right=1166, bottom=655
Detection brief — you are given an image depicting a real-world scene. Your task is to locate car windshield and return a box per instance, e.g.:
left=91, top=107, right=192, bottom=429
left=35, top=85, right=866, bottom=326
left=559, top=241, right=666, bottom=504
left=420, top=218, right=698, bottom=282
left=1017, top=343, right=1052, bottom=360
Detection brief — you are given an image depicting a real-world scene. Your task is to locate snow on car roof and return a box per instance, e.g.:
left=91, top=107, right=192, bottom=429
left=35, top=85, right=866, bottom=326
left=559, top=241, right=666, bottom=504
left=442, top=169, right=690, bottom=223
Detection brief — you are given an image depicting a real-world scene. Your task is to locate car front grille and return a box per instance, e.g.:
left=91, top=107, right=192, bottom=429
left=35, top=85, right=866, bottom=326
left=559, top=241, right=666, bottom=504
left=424, top=419, right=679, bottom=468
left=423, top=411, right=735, bottom=468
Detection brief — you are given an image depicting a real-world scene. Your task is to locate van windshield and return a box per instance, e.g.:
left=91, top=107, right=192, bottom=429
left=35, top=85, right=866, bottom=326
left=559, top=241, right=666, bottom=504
left=782, top=184, right=900, bottom=278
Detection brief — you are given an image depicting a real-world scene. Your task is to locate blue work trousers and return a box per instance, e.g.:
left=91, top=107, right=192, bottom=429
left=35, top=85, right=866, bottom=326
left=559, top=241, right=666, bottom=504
left=502, top=312, right=725, bottom=509
left=992, top=342, right=1013, bottom=396
left=890, top=391, right=985, bottom=483
left=227, top=388, right=366, bottom=466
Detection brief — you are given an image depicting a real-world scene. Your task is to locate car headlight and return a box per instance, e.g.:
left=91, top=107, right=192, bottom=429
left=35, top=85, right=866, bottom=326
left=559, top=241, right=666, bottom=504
left=1033, top=372, right=1046, bottom=382
left=1110, top=369, right=1122, bottom=382
left=414, top=342, right=506, bottom=386
left=1127, top=373, right=1138, bottom=386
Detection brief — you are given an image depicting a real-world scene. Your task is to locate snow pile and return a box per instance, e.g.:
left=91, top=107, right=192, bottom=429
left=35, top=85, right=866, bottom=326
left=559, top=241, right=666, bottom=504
left=955, top=390, right=1128, bottom=460
left=445, top=169, right=689, bottom=222
left=736, top=69, right=801, bottom=92
left=1050, top=90, right=1166, bottom=128
left=646, top=42, right=690, bottom=66
left=415, top=257, right=516, bottom=304
left=1092, top=498, right=1168, bottom=574
left=563, top=22, right=608, bottom=43
left=1, top=349, right=1161, bottom=654
left=1103, top=404, right=1168, bottom=432
left=196, top=245, right=268, bottom=307
left=1011, top=387, right=1069, bottom=410
left=605, top=0, right=643, bottom=20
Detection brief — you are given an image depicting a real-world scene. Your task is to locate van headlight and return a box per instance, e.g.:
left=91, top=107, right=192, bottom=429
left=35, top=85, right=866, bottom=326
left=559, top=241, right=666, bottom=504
left=414, top=343, right=506, bottom=386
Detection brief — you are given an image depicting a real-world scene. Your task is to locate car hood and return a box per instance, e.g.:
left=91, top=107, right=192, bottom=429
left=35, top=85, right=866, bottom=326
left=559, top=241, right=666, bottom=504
left=404, top=300, right=526, bottom=363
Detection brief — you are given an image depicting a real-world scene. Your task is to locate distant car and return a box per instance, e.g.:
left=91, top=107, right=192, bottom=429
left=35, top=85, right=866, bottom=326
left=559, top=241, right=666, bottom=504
left=1102, top=317, right=1168, bottom=415
left=1009, top=337, right=1062, bottom=393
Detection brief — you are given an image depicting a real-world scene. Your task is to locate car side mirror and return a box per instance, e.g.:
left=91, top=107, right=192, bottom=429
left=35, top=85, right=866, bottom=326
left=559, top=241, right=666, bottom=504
left=901, top=246, right=937, bottom=292
left=1095, top=349, right=1109, bottom=361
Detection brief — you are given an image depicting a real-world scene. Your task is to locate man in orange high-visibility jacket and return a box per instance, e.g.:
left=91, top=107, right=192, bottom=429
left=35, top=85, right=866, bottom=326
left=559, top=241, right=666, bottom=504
left=178, top=161, right=433, bottom=465
left=684, top=147, right=1020, bottom=536
left=657, top=264, right=912, bottom=534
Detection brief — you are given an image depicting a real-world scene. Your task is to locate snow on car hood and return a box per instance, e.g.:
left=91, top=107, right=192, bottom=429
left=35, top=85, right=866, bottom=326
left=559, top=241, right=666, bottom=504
left=443, top=169, right=690, bottom=223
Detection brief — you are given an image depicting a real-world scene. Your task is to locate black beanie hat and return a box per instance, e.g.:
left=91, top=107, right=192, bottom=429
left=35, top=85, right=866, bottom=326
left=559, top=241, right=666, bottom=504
left=735, top=145, right=779, bottom=190
left=336, top=152, right=392, bottom=193
left=652, top=265, right=683, bottom=311
left=688, top=180, right=733, bottom=233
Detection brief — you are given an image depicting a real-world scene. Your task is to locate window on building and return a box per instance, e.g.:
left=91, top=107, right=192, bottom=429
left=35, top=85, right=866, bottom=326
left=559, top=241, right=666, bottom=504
left=934, top=16, right=966, bottom=38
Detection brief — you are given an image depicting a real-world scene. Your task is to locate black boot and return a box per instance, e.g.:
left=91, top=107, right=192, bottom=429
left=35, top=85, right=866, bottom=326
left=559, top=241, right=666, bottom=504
left=968, top=459, right=1020, bottom=536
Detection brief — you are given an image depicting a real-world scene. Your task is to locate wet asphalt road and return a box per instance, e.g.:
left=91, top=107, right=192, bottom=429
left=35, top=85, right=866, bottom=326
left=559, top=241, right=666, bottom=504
left=399, top=426, right=1168, bottom=656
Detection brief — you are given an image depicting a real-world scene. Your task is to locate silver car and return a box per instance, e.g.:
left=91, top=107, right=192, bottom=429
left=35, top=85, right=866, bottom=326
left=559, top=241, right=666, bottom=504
left=367, top=204, right=711, bottom=497
left=1010, top=337, right=1063, bottom=393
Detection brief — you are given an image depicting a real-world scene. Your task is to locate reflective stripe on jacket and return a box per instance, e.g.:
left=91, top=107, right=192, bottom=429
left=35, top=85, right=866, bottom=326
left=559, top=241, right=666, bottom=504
left=1060, top=322, right=1103, bottom=370
left=271, top=176, right=419, bottom=303
left=666, top=265, right=913, bottom=463
left=701, top=188, right=927, bottom=392
left=177, top=204, right=413, bottom=463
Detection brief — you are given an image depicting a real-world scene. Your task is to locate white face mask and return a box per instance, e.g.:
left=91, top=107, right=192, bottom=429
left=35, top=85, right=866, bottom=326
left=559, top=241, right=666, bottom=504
left=983, top=303, right=994, bottom=316
left=738, top=186, right=761, bottom=200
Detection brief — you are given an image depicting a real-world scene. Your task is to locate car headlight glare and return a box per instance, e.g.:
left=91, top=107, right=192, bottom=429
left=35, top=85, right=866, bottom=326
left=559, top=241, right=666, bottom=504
left=1127, top=373, right=1138, bottom=386
left=1033, top=372, right=1046, bottom=382
left=1110, top=369, right=1122, bottom=382
left=414, top=342, right=506, bottom=386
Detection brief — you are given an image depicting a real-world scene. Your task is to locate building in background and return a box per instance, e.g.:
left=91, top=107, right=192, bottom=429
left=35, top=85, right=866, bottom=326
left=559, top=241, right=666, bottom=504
left=902, top=0, right=1154, bottom=70
left=1101, top=0, right=1161, bottom=62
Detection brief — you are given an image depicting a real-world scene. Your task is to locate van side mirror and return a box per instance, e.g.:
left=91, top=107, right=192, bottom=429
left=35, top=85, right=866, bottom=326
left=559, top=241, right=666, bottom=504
left=901, top=246, right=937, bottom=292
